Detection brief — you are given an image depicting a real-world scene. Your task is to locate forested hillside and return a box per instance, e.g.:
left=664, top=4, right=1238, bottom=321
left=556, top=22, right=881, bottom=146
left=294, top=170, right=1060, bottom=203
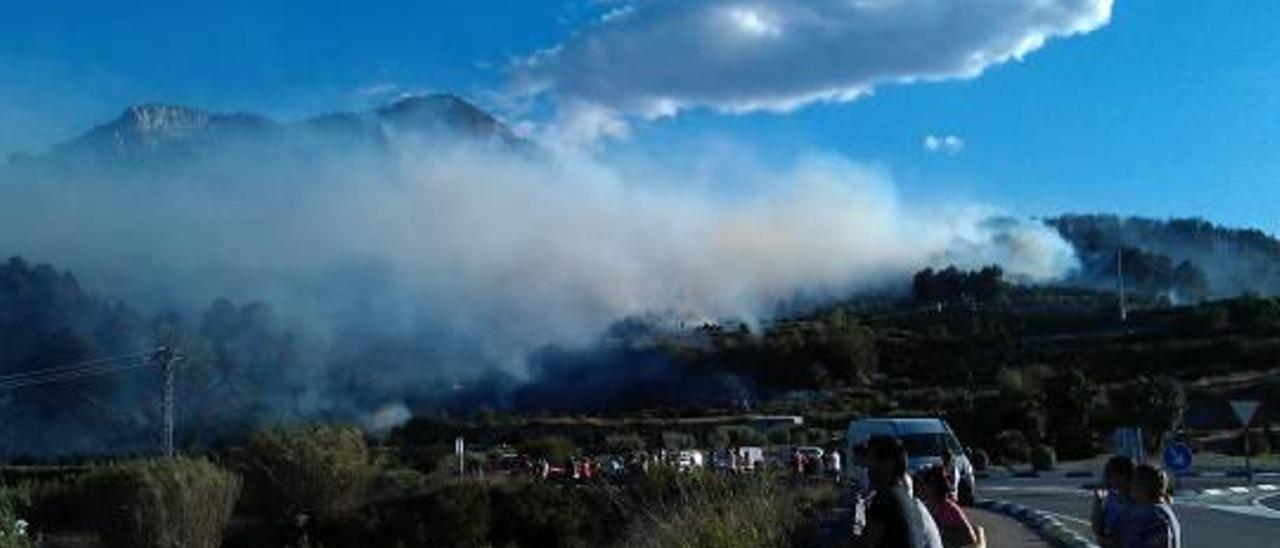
left=1049, top=214, right=1280, bottom=298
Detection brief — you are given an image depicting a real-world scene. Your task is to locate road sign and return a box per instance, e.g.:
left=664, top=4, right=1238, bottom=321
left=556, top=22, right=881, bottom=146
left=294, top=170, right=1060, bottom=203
left=1163, top=443, right=1193, bottom=473
left=1111, top=427, right=1145, bottom=463
left=1231, top=400, right=1261, bottom=427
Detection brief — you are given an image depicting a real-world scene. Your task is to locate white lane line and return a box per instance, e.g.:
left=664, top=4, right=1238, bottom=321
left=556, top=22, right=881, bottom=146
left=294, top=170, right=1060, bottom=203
left=1229, top=486, right=1251, bottom=494
left=1038, top=509, right=1093, bottom=528
left=981, top=486, right=1090, bottom=497
left=1251, top=492, right=1280, bottom=515
left=1205, top=504, right=1280, bottom=520
left=1202, top=488, right=1226, bottom=495
left=1257, top=484, right=1278, bottom=491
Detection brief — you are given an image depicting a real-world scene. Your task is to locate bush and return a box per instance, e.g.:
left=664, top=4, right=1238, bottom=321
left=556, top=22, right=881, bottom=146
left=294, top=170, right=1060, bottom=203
left=370, top=482, right=491, bottom=548
left=1030, top=445, right=1057, bottom=471
left=617, top=472, right=804, bottom=548
left=993, top=430, right=1030, bottom=464
left=661, top=431, right=696, bottom=450
left=604, top=433, right=647, bottom=454
left=82, top=458, right=240, bottom=548
left=241, top=424, right=377, bottom=519
left=490, top=480, right=615, bottom=548
left=968, top=448, right=990, bottom=472
left=0, top=485, right=36, bottom=548
left=1238, top=430, right=1271, bottom=457
left=518, top=436, right=576, bottom=466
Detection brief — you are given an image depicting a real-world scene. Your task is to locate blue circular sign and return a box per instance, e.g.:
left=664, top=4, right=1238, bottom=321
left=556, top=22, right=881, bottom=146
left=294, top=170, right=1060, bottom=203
left=1163, top=443, right=1193, bottom=473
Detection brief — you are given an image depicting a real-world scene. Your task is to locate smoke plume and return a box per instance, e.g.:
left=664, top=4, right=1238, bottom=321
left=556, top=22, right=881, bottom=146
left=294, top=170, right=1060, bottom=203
left=0, top=123, right=1077, bottom=451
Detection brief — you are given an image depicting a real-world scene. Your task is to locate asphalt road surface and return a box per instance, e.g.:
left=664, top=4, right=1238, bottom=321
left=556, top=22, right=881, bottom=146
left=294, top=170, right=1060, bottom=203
left=967, top=509, right=1051, bottom=548
left=980, top=470, right=1280, bottom=548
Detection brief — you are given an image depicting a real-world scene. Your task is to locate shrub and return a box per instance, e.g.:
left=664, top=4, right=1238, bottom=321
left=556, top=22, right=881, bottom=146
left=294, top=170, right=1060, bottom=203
left=368, top=482, right=491, bottom=548
left=490, top=480, right=614, bottom=548
left=968, top=448, right=990, bottom=472
left=241, top=424, right=377, bottom=519
left=1238, top=430, right=1271, bottom=457
left=617, top=472, right=803, bottom=548
left=604, top=433, right=647, bottom=454
left=660, top=431, right=696, bottom=450
left=1030, top=445, right=1057, bottom=471
left=418, top=482, right=490, bottom=548
left=993, top=429, right=1030, bottom=464
left=518, top=436, right=576, bottom=466
left=0, top=485, right=36, bottom=548
left=82, top=458, right=240, bottom=548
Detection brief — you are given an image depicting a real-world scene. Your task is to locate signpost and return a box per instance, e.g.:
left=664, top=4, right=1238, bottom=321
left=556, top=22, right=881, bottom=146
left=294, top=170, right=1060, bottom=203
left=1112, top=427, right=1146, bottom=463
left=455, top=436, right=465, bottom=476
left=1230, top=400, right=1261, bottom=482
left=1163, top=442, right=1193, bottom=474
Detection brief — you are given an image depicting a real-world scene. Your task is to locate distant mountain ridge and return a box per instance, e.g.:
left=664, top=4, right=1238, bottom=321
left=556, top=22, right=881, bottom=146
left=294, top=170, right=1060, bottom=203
left=17, top=94, right=523, bottom=167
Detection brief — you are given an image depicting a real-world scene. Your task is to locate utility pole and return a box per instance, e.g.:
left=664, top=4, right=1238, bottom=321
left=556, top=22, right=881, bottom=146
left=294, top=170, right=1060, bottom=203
left=1117, top=248, right=1128, bottom=322
left=152, top=345, right=181, bottom=458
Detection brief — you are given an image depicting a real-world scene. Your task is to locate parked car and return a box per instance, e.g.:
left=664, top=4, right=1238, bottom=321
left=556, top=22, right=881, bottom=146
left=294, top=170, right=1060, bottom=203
left=735, top=446, right=766, bottom=471
left=676, top=449, right=705, bottom=470
left=845, top=417, right=976, bottom=505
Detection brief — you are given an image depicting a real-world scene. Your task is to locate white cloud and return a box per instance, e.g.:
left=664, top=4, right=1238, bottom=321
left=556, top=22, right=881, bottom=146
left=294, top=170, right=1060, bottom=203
left=513, top=0, right=1112, bottom=121
left=923, top=134, right=965, bottom=155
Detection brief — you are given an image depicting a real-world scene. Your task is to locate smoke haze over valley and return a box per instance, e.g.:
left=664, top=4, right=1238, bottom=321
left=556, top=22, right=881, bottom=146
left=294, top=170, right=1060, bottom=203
left=0, top=96, right=1094, bottom=452
left=5, top=1, right=1280, bottom=458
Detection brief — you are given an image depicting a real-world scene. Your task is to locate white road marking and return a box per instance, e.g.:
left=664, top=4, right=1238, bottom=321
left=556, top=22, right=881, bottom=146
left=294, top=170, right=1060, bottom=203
left=1230, top=486, right=1252, bottom=494
left=981, top=485, right=1090, bottom=497
left=1203, top=488, right=1226, bottom=495
left=1205, top=504, right=1280, bottom=520
left=1257, top=484, right=1278, bottom=491
left=1038, top=509, right=1093, bottom=528
left=1250, top=492, right=1280, bottom=516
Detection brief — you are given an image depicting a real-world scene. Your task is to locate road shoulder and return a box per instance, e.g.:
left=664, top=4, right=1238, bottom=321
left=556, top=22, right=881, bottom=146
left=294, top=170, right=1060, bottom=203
left=968, top=508, right=1054, bottom=548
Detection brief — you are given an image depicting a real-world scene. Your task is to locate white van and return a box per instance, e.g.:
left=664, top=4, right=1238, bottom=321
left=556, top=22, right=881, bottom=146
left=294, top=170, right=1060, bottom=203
left=845, top=417, right=976, bottom=505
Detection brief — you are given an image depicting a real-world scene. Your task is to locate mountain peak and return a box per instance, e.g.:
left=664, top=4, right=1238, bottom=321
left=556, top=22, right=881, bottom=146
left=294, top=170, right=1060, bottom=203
left=375, top=94, right=513, bottom=141
left=115, top=104, right=212, bottom=133
left=27, top=93, right=524, bottom=166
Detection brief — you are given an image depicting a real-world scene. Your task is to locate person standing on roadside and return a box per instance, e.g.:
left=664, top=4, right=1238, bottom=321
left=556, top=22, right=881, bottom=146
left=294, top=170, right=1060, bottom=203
left=1122, top=464, right=1180, bottom=548
left=852, top=435, right=936, bottom=548
left=1092, top=455, right=1135, bottom=546
left=918, top=465, right=983, bottom=548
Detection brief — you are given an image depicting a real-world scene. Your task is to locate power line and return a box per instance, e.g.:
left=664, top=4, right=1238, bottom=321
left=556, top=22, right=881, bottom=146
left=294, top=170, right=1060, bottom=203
left=0, top=347, right=185, bottom=458
left=0, top=351, right=154, bottom=383
left=0, top=358, right=152, bottom=390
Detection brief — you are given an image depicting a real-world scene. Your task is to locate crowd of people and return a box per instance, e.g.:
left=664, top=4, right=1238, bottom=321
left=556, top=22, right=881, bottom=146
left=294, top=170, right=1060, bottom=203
left=1091, top=455, right=1182, bottom=548
left=850, top=436, right=1182, bottom=548
left=850, top=436, right=983, bottom=548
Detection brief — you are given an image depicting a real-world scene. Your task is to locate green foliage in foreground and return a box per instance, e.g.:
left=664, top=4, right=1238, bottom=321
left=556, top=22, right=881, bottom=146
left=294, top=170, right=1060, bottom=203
left=617, top=471, right=837, bottom=548
left=240, top=424, right=377, bottom=519
left=0, top=485, right=36, bottom=548
left=81, top=458, right=239, bottom=548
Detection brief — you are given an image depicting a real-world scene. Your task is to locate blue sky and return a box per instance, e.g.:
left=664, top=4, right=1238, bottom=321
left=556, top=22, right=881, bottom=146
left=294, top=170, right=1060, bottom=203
left=2, top=0, right=1278, bottom=232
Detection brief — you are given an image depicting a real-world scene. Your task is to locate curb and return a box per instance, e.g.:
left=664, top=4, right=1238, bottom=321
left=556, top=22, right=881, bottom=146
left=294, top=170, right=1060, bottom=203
left=975, top=498, right=1098, bottom=548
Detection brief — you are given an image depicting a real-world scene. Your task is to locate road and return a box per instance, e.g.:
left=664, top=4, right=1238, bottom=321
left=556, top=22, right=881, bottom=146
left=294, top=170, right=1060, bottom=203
left=979, top=469, right=1280, bottom=548
left=968, top=509, right=1052, bottom=548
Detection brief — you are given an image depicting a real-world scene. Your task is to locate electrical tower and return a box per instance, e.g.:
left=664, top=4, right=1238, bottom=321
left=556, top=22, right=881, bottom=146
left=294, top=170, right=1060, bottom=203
left=0, top=345, right=181, bottom=457
left=151, top=345, right=183, bottom=458
left=1117, top=247, right=1128, bottom=322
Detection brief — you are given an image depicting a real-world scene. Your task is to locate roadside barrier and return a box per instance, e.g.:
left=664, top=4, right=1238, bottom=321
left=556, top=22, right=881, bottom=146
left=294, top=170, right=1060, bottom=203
left=974, top=498, right=1099, bottom=548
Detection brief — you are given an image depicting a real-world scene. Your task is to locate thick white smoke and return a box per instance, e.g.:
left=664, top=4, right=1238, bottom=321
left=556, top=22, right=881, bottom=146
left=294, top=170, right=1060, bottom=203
left=0, top=137, right=1076, bottom=369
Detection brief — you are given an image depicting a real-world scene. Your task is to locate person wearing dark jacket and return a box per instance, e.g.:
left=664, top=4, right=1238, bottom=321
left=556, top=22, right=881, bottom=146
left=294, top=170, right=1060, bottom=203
left=853, top=436, right=936, bottom=548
